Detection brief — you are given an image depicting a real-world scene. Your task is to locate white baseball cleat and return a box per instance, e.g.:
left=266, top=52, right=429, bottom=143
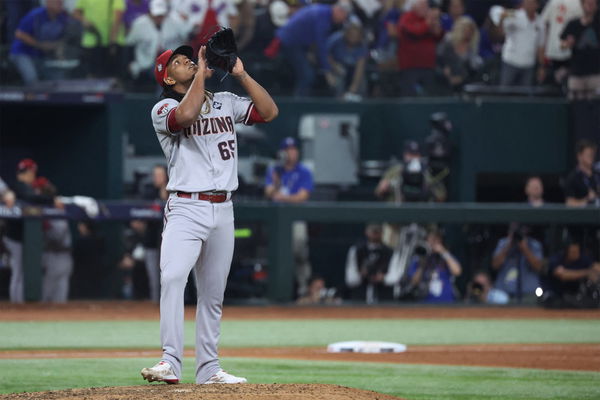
left=141, top=361, right=179, bottom=384
left=202, top=369, right=247, bottom=384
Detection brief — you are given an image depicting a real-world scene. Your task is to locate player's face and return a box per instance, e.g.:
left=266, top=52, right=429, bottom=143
left=166, top=54, right=198, bottom=84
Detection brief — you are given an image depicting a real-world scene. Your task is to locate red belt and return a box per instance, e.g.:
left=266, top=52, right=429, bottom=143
left=176, top=191, right=229, bottom=203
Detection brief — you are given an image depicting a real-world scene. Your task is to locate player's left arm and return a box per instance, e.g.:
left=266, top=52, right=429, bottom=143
left=231, top=58, right=278, bottom=122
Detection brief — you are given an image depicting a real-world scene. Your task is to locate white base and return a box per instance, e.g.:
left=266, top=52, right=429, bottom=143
left=327, top=341, right=407, bottom=353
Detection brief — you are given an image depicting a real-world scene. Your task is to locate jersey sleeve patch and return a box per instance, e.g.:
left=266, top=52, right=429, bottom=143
left=244, top=103, right=266, bottom=125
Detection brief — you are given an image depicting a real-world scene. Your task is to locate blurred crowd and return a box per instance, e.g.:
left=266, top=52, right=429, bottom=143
left=0, top=0, right=598, bottom=98
left=0, top=134, right=599, bottom=306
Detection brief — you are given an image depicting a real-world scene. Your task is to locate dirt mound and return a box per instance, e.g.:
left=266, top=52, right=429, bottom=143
left=0, top=384, right=404, bottom=400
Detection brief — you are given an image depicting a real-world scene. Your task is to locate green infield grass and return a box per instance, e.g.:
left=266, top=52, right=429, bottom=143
left=0, top=357, right=598, bottom=400
left=1, top=319, right=599, bottom=350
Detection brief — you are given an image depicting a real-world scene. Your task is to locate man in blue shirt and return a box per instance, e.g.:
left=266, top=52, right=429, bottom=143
left=9, top=0, right=72, bottom=85
left=264, top=137, right=314, bottom=296
left=265, top=137, right=313, bottom=202
left=275, top=1, right=351, bottom=96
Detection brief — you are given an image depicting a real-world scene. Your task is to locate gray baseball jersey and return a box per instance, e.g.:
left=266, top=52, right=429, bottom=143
left=151, top=92, right=255, bottom=193
left=150, top=91, right=261, bottom=384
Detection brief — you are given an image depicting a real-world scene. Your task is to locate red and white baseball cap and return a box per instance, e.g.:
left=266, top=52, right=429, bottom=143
left=17, top=158, right=38, bottom=173
left=154, top=45, right=194, bottom=86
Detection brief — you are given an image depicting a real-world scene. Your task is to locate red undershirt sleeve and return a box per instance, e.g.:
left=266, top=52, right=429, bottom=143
left=167, top=107, right=183, bottom=133
left=244, top=103, right=266, bottom=125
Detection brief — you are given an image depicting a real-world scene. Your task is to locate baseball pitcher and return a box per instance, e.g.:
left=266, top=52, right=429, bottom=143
left=141, top=29, right=278, bottom=385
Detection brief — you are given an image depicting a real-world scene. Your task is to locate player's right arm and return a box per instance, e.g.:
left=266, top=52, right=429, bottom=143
left=173, top=47, right=209, bottom=128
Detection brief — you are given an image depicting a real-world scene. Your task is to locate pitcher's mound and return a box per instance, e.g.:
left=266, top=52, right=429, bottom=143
left=2, top=383, right=405, bottom=400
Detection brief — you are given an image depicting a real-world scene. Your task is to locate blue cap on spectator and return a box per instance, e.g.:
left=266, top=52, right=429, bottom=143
left=280, top=137, right=297, bottom=150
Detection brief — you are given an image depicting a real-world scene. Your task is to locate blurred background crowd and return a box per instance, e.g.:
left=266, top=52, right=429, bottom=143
left=0, top=0, right=598, bottom=98
left=0, top=0, right=598, bottom=307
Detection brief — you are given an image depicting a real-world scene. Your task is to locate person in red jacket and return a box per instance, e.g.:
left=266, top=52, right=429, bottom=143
left=396, top=0, right=443, bottom=95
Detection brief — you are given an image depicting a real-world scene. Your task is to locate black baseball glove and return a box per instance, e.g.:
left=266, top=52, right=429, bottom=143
left=205, top=28, right=238, bottom=73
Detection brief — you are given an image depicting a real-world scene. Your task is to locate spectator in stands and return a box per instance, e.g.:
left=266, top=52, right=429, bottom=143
left=560, top=0, right=600, bottom=100
left=345, top=223, right=395, bottom=303
left=172, top=0, right=239, bottom=53
left=297, top=275, right=341, bottom=304
left=373, top=0, right=405, bottom=70
left=326, top=17, right=368, bottom=99
left=126, top=0, right=191, bottom=83
left=491, top=223, right=544, bottom=300
left=465, top=271, right=509, bottom=304
left=124, top=0, right=150, bottom=32
left=437, top=16, right=482, bottom=92
left=35, top=178, right=73, bottom=304
left=495, top=0, right=546, bottom=87
left=271, top=1, right=352, bottom=96
left=396, top=0, right=444, bottom=96
left=441, top=0, right=466, bottom=31
left=72, top=0, right=126, bottom=78
left=3, top=0, right=38, bottom=49
left=540, top=0, right=583, bottom=86
left=564, top=139, right=600, bottom=206
left=543, top=240, right=600, bottom=308
left=264, top=137, right=314, bottom=296
left=3, top=159, right=61, bottom=303
left=405, top=229, right=462, bottom=303
left=525, top=175, right=545, bottom=207
left=9, top=0, right=72, bottom=85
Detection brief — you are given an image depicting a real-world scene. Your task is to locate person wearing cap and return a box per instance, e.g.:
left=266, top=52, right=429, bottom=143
left=264, top=137, right=313, bottom=203
left=264, top=137, right=314, bottom=296
left=141, top=42, right=277, bottom=385
left=3, top=159, right=61, bottom=303
left=126, top=0, right=192, bottom=81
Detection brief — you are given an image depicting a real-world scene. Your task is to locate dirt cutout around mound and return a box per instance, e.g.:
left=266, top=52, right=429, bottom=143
left=0, top=384, right=404, bottom=400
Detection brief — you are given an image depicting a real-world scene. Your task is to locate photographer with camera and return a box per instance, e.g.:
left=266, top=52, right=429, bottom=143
left=542, top=239, right=600, bottom=308
left=491, top=223, right=544, bottom=302
left=375, top=140, right=446, bottom=248
left=465, top=271, right=510, bottom=304
left=345, top=224, right=395, bottom=303
left=403, top=229, right=462, bottom=303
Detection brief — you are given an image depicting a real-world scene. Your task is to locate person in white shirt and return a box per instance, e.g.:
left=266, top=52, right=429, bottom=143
left=171, top=0, right=239, bottom=52
left=540, top=0, right=583, bottom=84
left=497, top=0, right=546, bottom=86
left=126, top=0, right=192, bottom=80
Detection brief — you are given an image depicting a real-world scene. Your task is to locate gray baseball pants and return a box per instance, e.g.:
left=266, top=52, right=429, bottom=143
left=159, top=196, right=234, bottom=384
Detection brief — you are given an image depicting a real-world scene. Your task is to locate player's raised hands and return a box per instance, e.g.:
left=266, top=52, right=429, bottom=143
left=231, top=57, right=245, bottom=78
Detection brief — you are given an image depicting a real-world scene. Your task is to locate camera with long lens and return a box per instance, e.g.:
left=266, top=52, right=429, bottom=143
left=425, top=112, right=452, bottom=179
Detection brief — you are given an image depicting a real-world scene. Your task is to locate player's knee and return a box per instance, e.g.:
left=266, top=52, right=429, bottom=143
left=160, top=267, right=189, bottom=287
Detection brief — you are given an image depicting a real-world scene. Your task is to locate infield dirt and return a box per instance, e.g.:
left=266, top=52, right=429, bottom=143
left=0, top=383, right=405, bottom=400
